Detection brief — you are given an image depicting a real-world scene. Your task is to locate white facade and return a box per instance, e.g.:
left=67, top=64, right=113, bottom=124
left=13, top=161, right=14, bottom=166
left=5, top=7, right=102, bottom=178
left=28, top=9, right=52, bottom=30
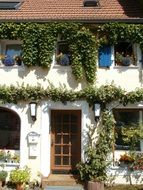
left=0, top=43, right=143, bottom=184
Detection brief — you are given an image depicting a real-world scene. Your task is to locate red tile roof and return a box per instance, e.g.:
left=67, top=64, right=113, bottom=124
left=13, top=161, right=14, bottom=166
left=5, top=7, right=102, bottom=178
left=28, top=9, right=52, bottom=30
left=0, top=0, right=143, bottom=22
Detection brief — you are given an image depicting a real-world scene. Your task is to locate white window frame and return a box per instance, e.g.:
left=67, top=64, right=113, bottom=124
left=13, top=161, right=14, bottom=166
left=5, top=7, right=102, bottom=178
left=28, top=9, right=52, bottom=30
left=114, top=109, right=143, bottom=152
left=53, top=34, right=71, bottom=67
left=110, top=43, right=141, bottom=68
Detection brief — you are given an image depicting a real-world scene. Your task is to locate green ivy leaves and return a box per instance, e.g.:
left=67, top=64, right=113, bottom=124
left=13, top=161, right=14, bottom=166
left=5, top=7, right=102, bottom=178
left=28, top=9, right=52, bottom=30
left=0, top=22, right=97, bottom=83
left=0, top=84, right=141, bottom=106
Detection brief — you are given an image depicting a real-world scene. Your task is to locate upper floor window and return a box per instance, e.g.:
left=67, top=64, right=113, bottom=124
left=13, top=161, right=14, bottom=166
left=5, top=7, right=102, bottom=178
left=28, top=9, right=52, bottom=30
left=115, top=42, right=136, bottom=66
left=56, top=35, right=71, bottom=66
left=98, top=41, right=140, bottom=68
left=0, top=40, right=22, bottom=66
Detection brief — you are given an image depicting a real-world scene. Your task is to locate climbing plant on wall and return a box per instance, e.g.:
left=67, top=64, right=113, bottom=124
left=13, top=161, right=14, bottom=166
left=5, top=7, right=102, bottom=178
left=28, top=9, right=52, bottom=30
left=96, top=23, right=143, bottom=50
left=0, top=22, right=97, bottom=83
left=0, top=83, right=142, bottom=106
left=1, top=22, right=143, bottom=83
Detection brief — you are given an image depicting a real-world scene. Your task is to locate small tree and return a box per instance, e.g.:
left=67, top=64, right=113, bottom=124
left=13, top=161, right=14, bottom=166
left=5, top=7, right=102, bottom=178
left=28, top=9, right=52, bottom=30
left=77, top=111, right=115, bottom=182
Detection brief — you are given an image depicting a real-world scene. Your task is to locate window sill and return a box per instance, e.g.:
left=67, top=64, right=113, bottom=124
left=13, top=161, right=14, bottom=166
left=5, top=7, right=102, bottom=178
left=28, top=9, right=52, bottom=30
left=0, top=162, right=19, bottom=167
left=0, top=64, right=25, bottom=71
left=52, top=64, right=71, bottom=69
left=113, top=65, right=139, bottom=69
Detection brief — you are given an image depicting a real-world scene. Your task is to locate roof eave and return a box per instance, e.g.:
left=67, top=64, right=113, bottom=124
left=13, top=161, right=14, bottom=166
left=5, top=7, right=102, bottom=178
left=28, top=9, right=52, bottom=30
left=0, top=18, right=143, bottom=23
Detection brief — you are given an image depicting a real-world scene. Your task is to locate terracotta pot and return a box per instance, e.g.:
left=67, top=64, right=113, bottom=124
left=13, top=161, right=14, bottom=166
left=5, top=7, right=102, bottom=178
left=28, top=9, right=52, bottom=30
left=88, top=181, right=104, bottom=190
left=16, top=183, right=24, bottom=190
left=0, top=181, right=2, bottom=189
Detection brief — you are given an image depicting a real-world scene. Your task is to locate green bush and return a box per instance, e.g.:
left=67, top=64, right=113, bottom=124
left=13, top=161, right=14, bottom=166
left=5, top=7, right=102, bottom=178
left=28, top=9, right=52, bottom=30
left=9, top=167, right=30, bottom=184
left=0, top=170, right=8, bottom=181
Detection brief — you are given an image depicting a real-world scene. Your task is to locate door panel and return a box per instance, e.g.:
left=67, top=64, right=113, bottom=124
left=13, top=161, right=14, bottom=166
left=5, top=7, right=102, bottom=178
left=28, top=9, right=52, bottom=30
left=51, top=110, right=81, bottom=174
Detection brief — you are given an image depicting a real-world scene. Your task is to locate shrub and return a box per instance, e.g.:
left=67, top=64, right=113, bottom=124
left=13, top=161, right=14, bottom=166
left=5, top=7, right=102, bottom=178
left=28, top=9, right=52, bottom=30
left=9, top=167, right=30, bottom=184
left=0, top=170, right=8, bottom=181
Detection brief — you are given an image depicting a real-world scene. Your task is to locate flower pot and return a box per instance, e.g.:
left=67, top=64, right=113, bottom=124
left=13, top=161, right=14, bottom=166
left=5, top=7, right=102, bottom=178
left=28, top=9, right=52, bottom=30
left=0, top=180, right=2, bottom=188
left=16, top=183, right=24, bottom=190
left=88, top=181, right=104, bottom=190
left=3, top=56, right=14, bottom=66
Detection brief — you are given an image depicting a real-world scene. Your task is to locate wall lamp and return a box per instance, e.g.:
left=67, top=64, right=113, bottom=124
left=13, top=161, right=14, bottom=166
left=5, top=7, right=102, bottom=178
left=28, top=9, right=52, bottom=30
left=29, top=102, right=37, bottom=121
left=94, top=103, right=101, bottom=120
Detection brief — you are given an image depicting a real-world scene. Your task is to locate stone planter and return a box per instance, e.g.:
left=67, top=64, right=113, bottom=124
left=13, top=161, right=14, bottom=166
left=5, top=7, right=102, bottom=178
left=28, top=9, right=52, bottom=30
left=88, top=181, right=104, bottom=190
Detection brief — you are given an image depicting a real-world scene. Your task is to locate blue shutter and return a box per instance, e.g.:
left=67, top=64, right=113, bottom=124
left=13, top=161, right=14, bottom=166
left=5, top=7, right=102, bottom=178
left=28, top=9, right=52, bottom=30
left=99, top=45, right=112, bottom=67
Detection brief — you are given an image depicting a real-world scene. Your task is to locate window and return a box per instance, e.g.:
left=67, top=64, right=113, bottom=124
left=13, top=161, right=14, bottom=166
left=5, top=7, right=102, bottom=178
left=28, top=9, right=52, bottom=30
left=113, top=109, right=142, bottom=151
left=56, top=35, right=71, bottom=66
left=83, top=0, right=99, bottom=7
left=0, top=108, right=20, bottom=150
left=0, top=40, right=22, bottom=66
left=115, top=42, right=137, bottom=66
left=98, top=42, right=139, bottom=68
left=0, top=0, right=23, bottom=10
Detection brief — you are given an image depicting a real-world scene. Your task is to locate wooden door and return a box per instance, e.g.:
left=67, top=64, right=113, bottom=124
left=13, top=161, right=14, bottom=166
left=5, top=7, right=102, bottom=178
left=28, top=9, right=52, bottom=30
left=51, top=110, right=81, bottom=174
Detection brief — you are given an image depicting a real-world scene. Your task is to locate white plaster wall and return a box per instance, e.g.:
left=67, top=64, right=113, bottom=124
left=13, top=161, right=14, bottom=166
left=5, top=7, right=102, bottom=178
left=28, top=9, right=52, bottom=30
left=96, top=67, right=141, bottom=91
left=0, top=59, right=142, bottom=183
left=0, top=64, right=141, bottom=91
left=0, top=103, right=42, bottom=181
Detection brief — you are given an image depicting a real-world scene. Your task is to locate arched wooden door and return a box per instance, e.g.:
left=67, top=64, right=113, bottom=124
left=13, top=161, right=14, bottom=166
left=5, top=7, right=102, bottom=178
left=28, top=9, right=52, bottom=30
left=51, top=110, right=81, bottom=174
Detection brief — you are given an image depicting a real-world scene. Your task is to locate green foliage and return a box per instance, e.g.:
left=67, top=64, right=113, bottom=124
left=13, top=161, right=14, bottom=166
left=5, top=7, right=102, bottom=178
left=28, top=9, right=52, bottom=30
left=0, top=22, right=97, bottom=83
left=77, top=111, right=115, bottom=182
left=0, top=83, right=142, bottom=106
left=0, top=170, right=8, bottom=181
left=10, top=167, right=30, bottom=184
left=122, top=126, right=143, bottom=151
left=97, top=23, right=143, bottom=52
left=0, top=150, right=6, bottom=161
left=1, top=22, right=143, bottom=83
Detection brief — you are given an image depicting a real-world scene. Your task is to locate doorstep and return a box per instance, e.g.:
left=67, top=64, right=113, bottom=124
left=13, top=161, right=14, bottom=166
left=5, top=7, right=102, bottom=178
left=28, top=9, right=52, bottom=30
left=44, top=186, right=84, bottom=190
left=42, top=174, right=83, bottom=187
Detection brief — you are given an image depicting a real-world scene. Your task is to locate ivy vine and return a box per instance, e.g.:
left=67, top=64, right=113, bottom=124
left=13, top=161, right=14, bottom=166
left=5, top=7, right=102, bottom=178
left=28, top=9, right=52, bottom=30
left=1, top=22, right=143, bottom=83
left=0, top=22, right=97, bottom=83
left=0, top=84, right=142, bottom=106
left=97, top=23, right=143, bottom=50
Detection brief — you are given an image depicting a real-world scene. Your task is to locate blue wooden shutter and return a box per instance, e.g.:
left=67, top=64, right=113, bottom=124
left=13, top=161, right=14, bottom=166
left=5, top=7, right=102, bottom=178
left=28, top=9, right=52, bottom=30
left=99, top=45, right=112, bottom=67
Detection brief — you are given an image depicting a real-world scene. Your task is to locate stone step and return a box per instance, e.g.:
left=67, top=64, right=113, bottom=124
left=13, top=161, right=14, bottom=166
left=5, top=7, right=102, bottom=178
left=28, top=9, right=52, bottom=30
left=42, top=174, right=83, bottom=188
left=44, top=186, right=84, bottom=190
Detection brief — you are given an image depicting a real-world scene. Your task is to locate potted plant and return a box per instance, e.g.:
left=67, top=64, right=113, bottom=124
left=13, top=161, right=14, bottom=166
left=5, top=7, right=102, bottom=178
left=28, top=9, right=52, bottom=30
left=14, top=55, right=22, bottom=66
left=0, top=170, right=8, bottom=188
left=0, top=150, right=6, bottom=162
left=115, top=52, right=135, bottom=66
left=76, top=125, right=107, bottom=190
left=9, top=166, right=30, bottom=190
left=77, top=145, right=105, bottom=190
left=56, top=52, right=70, bottom=65
left=115, top=52, right=124, bottom=65
left=77, top=112, right=115, bottom=190
left=3, top=55, right=15, bottom=66
left=119, top=153, right=135, bottom=167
